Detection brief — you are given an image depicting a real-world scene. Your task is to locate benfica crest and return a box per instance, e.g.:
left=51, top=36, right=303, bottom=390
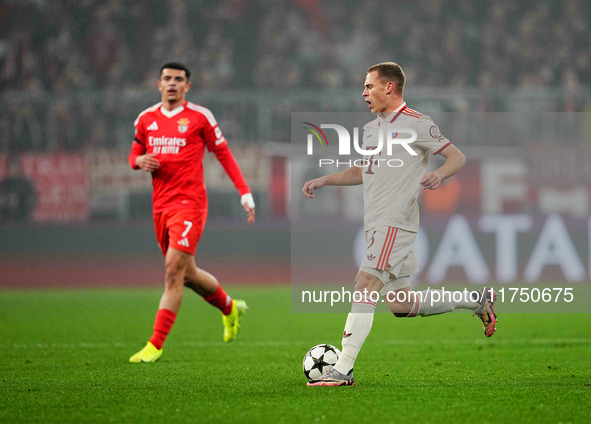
left=177, top=118, right=190, bottom=133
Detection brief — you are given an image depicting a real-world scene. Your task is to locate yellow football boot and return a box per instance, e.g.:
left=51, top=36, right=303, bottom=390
left=222, top=300, right=247, bottom=342
left=129, top=342, right=163, bottom=363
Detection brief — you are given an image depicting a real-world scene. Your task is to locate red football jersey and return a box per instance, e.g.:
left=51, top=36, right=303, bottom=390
left=129, top=101, right=250, bottom=213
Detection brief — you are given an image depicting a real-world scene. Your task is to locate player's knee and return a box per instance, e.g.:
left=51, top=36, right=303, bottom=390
left=165, top=257, right=187, bottom=282
left=354, top=271, right=383, bottom=293
left=165, top=260, right=182, bottom=274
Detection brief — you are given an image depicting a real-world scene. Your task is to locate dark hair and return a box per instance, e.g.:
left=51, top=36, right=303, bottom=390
left=160, top=62, right=191, bottom=81
left=367, top=62, right=405, bottom=95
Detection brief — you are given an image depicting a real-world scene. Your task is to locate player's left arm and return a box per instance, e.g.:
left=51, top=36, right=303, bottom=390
left=211, top=141, right=255, bottom=224
left=202, top=110, right=254, bottom=223
left=420, top=144, right=466, bottom=190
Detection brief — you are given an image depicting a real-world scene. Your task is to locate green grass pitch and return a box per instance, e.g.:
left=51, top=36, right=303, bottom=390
left=0, top=286, right=590, bottom=423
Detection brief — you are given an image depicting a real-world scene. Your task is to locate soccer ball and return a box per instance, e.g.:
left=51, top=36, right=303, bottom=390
left=302, top=343, right=341, bottom=381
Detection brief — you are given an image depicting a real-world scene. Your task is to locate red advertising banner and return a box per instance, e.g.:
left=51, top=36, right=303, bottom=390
left=0, top=153, right=89, bottom=222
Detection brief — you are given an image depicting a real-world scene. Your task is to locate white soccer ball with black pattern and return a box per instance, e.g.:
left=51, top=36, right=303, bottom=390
left=302, top=344, right=341, bottom=381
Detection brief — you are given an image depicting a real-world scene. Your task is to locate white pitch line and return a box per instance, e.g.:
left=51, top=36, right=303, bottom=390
left=2, top=338, right=590, bottom=350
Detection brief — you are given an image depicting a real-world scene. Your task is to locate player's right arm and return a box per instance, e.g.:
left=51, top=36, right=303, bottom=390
left=128, top=141, right=160, bottom=172
left=302, top=166, right=362, bottom=198
left=128, top=113, right=160, bottom=172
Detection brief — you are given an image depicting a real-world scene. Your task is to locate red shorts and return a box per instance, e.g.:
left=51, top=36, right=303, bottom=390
left=153, top=208, right=207, bottom=256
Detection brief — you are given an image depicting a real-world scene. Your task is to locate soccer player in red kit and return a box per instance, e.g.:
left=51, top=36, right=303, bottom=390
left=128, top=62, right=255, bottom=363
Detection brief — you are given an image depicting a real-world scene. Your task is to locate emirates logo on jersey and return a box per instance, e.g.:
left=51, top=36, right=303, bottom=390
left=177, top=118, right=190, bottom=133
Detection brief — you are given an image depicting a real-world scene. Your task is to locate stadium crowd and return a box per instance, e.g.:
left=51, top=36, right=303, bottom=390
left=0, top=0, right=589, bottom=151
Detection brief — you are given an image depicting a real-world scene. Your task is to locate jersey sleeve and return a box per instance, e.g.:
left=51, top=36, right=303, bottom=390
left=415, top=115, right=451, bottom=155
left=213, top=143, right=251, bottom=196
left=200, top=111, right=251, bottom=196
left=201, top=110, right=226, bottom=152
left=128, top=116, right=147, bottom=169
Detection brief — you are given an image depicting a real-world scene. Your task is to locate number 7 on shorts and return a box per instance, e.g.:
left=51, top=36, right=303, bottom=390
left=182, top=220, right=193, bottom=237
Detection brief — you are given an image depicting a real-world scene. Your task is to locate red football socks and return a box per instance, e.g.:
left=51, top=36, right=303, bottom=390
left=203, top=285, right=233, bottom=315
left=149, top=308, right=177, bottom=350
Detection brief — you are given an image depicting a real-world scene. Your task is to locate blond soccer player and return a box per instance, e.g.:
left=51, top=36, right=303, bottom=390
left=303, top=62, right=497, bottom=386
